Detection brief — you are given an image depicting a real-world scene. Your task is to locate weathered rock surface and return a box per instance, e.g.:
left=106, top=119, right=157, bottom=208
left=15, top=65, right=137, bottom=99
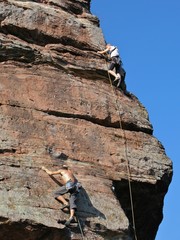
left=0, top=1, right=172, bottom=240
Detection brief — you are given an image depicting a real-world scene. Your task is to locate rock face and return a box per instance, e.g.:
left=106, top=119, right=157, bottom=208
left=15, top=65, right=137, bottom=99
left=0, top=1, right=172, bottom=240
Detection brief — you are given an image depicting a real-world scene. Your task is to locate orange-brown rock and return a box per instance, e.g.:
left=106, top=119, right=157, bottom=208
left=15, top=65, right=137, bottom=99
left=0, top=1, right=172, bottom=240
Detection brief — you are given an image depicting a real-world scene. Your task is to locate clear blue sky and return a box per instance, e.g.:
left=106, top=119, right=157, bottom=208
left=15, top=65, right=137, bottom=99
left=91, top=1, right=180, bottom=239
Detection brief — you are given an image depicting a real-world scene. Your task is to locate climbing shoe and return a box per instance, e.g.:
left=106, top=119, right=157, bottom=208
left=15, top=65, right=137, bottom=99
left=61, top=204, right=70, bottom=210
left=57, top=219, right=66, bottom=224
left=65, top=217, right=76, bottom=226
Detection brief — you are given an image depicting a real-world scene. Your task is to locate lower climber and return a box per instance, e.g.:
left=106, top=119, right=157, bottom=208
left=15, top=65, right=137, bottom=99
left=42, top=165, right=81, bottom=226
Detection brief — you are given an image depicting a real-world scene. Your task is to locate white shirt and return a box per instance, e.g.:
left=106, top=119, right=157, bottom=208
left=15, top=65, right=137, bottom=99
left=109, top=46, right=119, bottom=57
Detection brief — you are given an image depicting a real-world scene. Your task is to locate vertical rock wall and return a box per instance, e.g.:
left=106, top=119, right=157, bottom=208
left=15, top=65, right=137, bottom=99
left=0, top=1, right=172, bottom=239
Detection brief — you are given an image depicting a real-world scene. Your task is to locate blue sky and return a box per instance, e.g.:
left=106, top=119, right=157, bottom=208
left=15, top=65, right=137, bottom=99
left=91, top=1, right=180, bottom=239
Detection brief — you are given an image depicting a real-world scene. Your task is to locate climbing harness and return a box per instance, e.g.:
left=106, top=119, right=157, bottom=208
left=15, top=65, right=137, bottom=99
left=105, top=58, right=138, bottom=240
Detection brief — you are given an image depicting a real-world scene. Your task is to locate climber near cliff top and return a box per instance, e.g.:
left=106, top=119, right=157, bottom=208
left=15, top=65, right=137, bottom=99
left=97, top=43, right=122, bottom=84
left=42, top=165, right=81, bottom=226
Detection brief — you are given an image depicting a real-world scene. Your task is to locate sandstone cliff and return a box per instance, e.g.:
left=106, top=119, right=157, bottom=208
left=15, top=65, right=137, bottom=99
left=0, top=1, right=172, bottom=240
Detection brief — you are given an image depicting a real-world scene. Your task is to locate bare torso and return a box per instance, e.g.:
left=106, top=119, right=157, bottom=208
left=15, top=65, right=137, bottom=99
left=60, top=169, right=76, bottom=184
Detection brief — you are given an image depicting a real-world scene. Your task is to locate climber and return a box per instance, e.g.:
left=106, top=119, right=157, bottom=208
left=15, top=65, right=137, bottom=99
left=42, top=165, right=81, bottom=226
left=97, top=43, right=122, bottom=84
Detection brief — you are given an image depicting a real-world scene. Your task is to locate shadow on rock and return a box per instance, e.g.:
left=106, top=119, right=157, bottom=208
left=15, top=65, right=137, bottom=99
left=76, top=187, right=106, bottom=220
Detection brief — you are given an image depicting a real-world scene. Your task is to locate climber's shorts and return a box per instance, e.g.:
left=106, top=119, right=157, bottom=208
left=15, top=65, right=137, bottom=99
left=54, top=185, right=68, bottom=197
left=109, top=56, right=121, bottom=72
left=54, top=180, right=79, bottom=210
left=69, top=192, right=78, bottom=210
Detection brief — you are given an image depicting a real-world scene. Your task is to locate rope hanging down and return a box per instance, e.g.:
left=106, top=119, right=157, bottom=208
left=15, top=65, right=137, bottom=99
left=75, top=213, right=85, bottom=240
left=105, top=60, right=138, bottom=240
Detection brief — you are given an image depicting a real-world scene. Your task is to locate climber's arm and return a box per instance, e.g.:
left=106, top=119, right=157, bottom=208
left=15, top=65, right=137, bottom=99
left=42, top=166, right=62, bottom=175
left=97, top=46, right=110, bottom=55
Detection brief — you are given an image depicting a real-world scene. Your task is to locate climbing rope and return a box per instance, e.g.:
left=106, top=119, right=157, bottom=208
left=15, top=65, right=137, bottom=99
left=104, top=59, right=138, bottom=240
left=75, top=213, right=85, bottom=240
